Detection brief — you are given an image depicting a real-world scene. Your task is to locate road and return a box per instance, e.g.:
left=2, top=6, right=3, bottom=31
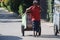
left=0, top=8, right=19, bottom=19
left=0, top=8, right=60, bottom=40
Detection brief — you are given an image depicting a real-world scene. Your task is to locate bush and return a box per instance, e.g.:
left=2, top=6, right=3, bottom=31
left=19, top=4, right=23, bottom=16
left=0, top=2, right=1, bottom=7
left=2, top=0, right=11, bottom=11
left=3, top=0, right=35, bottom=16
left=4, top=0, right=9, bottom=6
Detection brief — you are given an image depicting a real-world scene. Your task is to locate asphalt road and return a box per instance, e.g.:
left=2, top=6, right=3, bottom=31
left=0, top=8, right=19, bottom=19
left=0, top=8, right=60, bottom=40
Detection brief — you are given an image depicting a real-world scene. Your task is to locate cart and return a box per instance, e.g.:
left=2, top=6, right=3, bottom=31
left=21, top=13, right=41, bottom=36
left=53, top=0, right=60, bottom=36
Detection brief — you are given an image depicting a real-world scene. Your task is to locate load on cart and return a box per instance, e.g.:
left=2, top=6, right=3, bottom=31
left=21, top=10, right=41, bottom=36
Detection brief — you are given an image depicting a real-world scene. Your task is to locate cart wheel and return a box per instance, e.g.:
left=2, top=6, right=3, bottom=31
left=39, top=26, right=41, bottom=36
left=21, top=25, right=24, bottom=36
left=54, top=25, right=58, bottom=36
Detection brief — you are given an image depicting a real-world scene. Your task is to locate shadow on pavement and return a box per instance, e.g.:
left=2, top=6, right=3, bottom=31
left=0, top=21, right=22, bottom=23
left=25, top=34, right=60, bottom=38
left=0, top=19, right=22, bottom=23
left=23, top=35, right=34, bottom=37
left=0, top=14, right=21, bottom=19
left=0, top=36, right=22, bottom=40
left=39, top=35, right=60, bottom=38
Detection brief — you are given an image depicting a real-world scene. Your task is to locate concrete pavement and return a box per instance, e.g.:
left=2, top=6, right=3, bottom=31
left=0, top=19, right=60, bottom=40
left=0, top=8, right=22, bottom=40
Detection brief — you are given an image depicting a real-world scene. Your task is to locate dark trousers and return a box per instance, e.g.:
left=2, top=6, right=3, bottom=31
left=32, top=20, right=41, bottom=32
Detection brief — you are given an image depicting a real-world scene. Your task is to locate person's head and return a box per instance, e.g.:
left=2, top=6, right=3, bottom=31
left=33, top=0, right=38, bottom=6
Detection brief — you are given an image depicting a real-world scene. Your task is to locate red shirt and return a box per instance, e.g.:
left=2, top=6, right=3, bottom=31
left=29, top=5, right=41, bottom=21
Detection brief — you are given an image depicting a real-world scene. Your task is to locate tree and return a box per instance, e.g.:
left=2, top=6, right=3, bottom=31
left=47, top=0, right=54, bottom=22
left=3, top=0, right=40, bottom=16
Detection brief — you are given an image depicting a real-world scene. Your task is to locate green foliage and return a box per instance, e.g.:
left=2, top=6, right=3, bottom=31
left=4, top=0, right=9, bottom=6
left=47, top=0, right=53, bottom=22
left=6, top=6, right=11, bottom=11
left=0, top=2, right=1, bottom=7
left=19, top=4, right=23, bottom=15
left=0, top=2, right=4, bottom=7
left=2, top=0, right=33, bottom=16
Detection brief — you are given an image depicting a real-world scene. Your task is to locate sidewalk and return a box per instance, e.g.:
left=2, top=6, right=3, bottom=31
left=41, top=19, right=54, bottom=27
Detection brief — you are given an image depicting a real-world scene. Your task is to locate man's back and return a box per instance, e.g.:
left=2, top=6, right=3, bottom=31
left=29, top=5, right=41, bottom=21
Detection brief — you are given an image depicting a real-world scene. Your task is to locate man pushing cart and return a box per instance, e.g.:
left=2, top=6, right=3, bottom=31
left=21, top=0, right=41, bottom=37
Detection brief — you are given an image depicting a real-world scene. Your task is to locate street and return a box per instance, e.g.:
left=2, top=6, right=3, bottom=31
left=0, top=8, right=60, bottom=40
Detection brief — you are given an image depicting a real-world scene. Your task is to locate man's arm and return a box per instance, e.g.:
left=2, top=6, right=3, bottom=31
left=26, top=8, right=30, bottom=13
left=26, top=6, right=32, bottom=13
